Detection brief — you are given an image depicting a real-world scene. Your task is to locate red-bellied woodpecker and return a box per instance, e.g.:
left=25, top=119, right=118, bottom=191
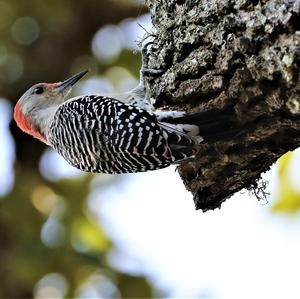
left=14, top=46, right=237, bottom=174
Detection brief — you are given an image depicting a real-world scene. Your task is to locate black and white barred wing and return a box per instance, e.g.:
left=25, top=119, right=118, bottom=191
left=108, top=100, right=202, bottom=167
left=108, top=100, right=175, bottom=169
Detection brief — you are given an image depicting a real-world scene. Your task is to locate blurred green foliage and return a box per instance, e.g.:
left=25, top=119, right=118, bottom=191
left=0, top=0, right=154, bottom=297
left=272, top=151, right=300, bottom=213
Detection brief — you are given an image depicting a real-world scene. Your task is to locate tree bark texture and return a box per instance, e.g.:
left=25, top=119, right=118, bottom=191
left=145, top=0, right=300, bottom=211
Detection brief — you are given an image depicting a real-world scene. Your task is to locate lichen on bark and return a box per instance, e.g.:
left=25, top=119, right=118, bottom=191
left=145, top=0, right=300, bottom=211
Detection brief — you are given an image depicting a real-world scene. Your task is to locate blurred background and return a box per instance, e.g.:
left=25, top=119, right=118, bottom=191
left=1, top=0, right=300, bottom=298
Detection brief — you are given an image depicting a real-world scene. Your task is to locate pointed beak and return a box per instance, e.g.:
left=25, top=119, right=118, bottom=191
left=57, top=70, right=88, bottom=90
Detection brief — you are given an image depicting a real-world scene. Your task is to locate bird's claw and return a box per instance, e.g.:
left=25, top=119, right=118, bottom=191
left=141, top=67, right=164, bottom=77
left=140, top=41, right=165, bottom=79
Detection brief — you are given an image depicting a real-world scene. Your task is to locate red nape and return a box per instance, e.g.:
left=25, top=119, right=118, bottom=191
left=13, top=101, right=45, bottom=142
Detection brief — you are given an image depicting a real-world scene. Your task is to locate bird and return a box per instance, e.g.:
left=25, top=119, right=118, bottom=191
left=14, top=47, right=237, bottom=174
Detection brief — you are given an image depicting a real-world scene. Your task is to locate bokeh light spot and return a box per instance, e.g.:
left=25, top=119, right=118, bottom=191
left=92, top=25, right=123, bottom=64
left=119, top=14, right=152, bottom=50
left=39, top=148, right=84, bottom=181
left=41, top=217, right=66, bottom=248
left=11, top=17, right=40, bottom=45
left=34, top=273, right=69, bottom=299
left=31, top=185, right=60, bottom=215
left=0, top=99, right=15, bottom=197
left=71, top=218, right=110, bottom=253
left=105, top=66, right=138, bottom=92
left=75, top=76, right=113, bottom=95
left=75, top=272, right=119, bottom=299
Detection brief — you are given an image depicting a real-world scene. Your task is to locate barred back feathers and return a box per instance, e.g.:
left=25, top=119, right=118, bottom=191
left=48, top=95, right=197, bottom=174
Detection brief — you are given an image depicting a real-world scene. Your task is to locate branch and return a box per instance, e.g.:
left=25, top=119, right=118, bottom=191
left=145, top=0, right=300, bottom=211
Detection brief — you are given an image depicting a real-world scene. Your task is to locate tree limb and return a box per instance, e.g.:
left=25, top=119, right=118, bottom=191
left=145, top=0, right=300, bottom=211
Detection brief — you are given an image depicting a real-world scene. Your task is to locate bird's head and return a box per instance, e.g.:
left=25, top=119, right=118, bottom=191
left=14, top=70, right=88, bottom=142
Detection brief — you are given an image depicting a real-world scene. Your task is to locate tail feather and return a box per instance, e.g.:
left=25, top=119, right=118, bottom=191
left=159, top=122, right=201, bottom=161
left=160, top=107, right=239, bottom=143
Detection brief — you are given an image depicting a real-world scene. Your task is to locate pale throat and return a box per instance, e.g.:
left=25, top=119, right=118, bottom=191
left=14, top=103, right=58, bottom=144
left=32, top=106, right=58, bottom=141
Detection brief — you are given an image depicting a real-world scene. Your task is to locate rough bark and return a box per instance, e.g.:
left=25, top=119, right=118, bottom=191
left=145, top=0, right=300, bottom=211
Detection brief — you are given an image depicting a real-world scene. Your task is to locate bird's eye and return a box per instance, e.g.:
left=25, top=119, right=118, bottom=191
left=34, top=86, right=44, bottom=94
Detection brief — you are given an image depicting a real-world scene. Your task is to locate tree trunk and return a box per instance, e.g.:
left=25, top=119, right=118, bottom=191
left=145, top=0, right=300, bottom=211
